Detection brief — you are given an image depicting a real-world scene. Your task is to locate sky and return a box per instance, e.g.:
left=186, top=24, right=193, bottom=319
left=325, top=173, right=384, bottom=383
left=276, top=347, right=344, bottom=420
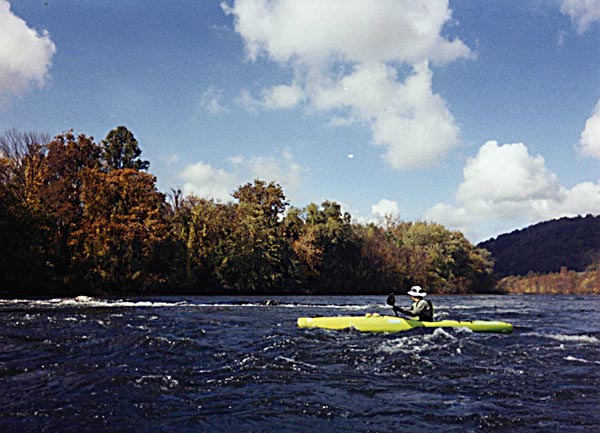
left=1, top=0, right=600, bottom=243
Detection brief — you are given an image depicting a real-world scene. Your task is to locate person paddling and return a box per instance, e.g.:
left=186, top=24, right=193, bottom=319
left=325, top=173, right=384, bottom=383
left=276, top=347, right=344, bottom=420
left=390, top=286, right=434, bottom=321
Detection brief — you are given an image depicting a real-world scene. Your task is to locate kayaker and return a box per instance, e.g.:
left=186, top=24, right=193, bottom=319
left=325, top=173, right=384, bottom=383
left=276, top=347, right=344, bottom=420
left=393, top=286, right=434, bottom=321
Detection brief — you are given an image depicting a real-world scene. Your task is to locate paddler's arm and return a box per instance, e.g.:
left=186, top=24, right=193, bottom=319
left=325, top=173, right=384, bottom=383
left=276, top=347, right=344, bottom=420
left=397, top=300, right=426, bottom=318
left=393, top=306, right=412, bottom=316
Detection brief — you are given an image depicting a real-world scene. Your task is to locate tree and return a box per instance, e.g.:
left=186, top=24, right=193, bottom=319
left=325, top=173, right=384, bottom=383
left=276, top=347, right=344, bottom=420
left=299, top=201, right=364, bottom=294
left=0, top=129, right=49, bottom=205
left=387, top=221, right=494, bottom=294
left=281, top=207, right=322, bottom=291
left=232, top=179, right=288, bottom=225
left=0, top=130, right=51, bottom=293
left=101, top=126, right=149, bottom=171
left=70, top=168, right=172, bottom=293
left=217, top=180, right=289, bottom=293
left=358, top=223, right=406, bottom=294
left=40, top=132, right=102, bottom=280
left=168, top=196, right=234, bottom=291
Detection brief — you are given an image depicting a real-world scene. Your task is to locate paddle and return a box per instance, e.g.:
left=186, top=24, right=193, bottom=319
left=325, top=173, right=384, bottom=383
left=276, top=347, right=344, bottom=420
left=387, top=292, right=413, bottom=318
left=386, top=293, right=398, bottom=316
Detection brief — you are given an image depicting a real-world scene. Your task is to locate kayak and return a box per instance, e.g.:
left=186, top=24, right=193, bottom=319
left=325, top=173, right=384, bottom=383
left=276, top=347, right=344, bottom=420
left=297, top=313, right=513, bottom=333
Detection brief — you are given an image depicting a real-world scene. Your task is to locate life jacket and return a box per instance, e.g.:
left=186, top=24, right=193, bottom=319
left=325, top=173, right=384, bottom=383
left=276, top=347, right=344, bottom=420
left=416, top=299, right=434, bottom=322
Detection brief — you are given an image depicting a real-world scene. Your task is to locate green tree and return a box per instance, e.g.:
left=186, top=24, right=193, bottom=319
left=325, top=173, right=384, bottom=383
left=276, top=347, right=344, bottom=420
left=388, top=221, right=494, bottom=294
left=168, top=196, right=234, bottom=291
left=232, top=179, right=288, bottom=225
left=102, top=126, right=149, bottom=171
left=216, top=180, right=289, bottom=293
left=299, top=201, right=364, bottom=294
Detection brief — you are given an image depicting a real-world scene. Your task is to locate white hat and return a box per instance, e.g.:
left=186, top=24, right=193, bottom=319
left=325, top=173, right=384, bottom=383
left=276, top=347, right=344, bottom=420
left=407, top=286, right=427, bottom=297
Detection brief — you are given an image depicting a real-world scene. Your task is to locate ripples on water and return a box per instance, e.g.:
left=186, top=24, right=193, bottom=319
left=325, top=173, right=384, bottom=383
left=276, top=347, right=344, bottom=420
left=0, top=295, right=598, bottom=432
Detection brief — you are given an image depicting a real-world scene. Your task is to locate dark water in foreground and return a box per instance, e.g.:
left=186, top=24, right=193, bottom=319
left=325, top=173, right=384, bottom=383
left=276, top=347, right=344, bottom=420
left=0, top=295, right=599, bottom=432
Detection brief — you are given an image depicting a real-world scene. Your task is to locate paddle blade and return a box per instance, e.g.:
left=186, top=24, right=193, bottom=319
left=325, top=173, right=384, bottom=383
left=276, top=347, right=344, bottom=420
left=386, top=293, right=395, bottom=306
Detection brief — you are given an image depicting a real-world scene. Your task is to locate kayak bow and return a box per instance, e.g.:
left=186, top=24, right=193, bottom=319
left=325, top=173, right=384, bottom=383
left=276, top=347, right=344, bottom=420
left=297, top=313, right=513, bottom=333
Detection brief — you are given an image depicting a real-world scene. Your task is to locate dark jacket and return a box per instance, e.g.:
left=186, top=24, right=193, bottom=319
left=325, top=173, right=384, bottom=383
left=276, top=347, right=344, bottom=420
left=394, top=298, right=434, bottom=321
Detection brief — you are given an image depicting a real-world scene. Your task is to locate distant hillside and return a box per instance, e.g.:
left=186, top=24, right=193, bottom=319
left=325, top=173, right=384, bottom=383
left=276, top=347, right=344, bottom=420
left=478, top=214, right=600, bottom=278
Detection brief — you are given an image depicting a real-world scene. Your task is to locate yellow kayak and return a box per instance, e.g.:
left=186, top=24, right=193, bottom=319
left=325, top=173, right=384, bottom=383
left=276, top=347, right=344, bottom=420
left=297, top=313, right=513, bottom=333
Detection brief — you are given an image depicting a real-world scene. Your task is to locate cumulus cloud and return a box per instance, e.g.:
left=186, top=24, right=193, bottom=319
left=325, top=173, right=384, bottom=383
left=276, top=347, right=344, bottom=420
left=310, top=62, right=460, bottom=168
left=261, top=83, right=304, bottom=109
left=237, top=83, right=303, bottom=110
left=222, top=0, right=470, bottom=66
left=561, top=0, right=600, bottom=33
left=229, top=148, right=305, bottom=192
left=181, top=149, right=306, bottom=201
left=425, top=140, right=600, bottom=241
left=371, top=199, right=400, bottom=219
left=222, top=0, right=470, bottom=169
left=0, top=0, right=56, bottom=98
left=181, top=161, right=237, bottom=201
left=579, top=100, right=600, bottom=159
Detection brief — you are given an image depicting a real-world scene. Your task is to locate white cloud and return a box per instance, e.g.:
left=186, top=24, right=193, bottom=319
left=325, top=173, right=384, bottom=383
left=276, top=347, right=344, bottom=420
left=561, top=0, right=600, bottom=33
left=181, top=149, right=306, bottom=202
left=222, top=0, right=470, bottom=169
left=222, top=0, right=470, bottom=66
left=230, top=148, right=306, bottom=190
left=181, top=161, right=236, bottom=201
left=457, top=141, right=561, bottom=204
left=311, top=62, right=460, bottom=168
left=235, top=88, right=260, bottom=111
left=261, top=83, right=304, bottom=109
left=579, top=100, right=600, bottom=159
left=237, top=83, right=304, bottom=110
left=373, top=63, right=460, bottom=168
left=201, top=86, right=228, bottom=114
left=371, top=199, right=400, bottom=219
left=425, top=140, right=600, bottom=242
left=0, top=0, right=56, bottom=98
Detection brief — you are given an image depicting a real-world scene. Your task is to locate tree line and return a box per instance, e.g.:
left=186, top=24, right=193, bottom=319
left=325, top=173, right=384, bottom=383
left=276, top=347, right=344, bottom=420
left=0, top=126, right=496, bottom=296
left=496, top=267, right=600, bottom=295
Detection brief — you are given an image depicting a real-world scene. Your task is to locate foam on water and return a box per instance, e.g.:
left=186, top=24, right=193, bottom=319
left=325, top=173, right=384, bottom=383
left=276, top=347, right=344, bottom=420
left=0, top=297, right=373, bottom=310
left=523, top=332, right=599, bottom=344
left=548, top=334, right=599, bottom=344
left=378, top=327, right=460, bottom=355
left=564, top=355, right=600, bottom=364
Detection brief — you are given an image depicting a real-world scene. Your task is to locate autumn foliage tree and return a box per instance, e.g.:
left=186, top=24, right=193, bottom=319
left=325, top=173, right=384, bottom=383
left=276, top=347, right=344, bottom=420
left=0, top=130, right=50, bottom=291
left=70, top=168, right=172, bottom=292
left=1, top=128, right=174, bottom=294
left=40, top=132, right=102, bottom=281
left=2, top=126, right=500, bottom=296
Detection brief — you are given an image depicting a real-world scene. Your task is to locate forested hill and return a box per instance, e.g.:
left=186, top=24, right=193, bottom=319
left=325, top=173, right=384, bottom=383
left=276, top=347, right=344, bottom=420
left=478, top=215, right=600, bottom=277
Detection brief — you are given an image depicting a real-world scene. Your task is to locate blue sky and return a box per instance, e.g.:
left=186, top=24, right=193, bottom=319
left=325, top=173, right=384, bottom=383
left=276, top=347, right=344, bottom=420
left=2, top=0, right=600, bottom=242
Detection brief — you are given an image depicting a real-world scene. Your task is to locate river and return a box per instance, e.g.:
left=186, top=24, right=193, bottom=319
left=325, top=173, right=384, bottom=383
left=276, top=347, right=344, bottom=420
left=0, top=294, right=598, bottom=432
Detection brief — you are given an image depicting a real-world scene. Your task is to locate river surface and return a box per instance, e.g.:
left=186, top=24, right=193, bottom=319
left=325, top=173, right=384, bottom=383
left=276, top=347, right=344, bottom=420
left=0, top=294, right=599, bottom=432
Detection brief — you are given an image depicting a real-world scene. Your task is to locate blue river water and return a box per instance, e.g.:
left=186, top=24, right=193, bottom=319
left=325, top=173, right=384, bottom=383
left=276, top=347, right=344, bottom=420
left=0, top=294, right=598, bottom=432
